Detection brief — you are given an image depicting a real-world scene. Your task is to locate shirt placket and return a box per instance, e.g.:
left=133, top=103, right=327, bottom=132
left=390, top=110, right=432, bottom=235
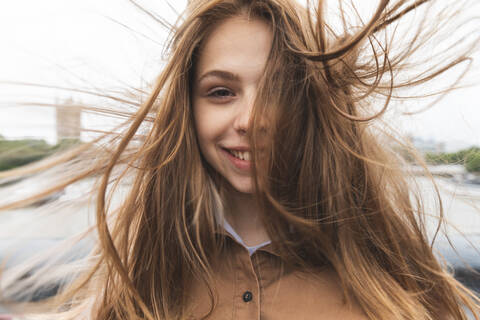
left=232, top=246, right=262, bottom=320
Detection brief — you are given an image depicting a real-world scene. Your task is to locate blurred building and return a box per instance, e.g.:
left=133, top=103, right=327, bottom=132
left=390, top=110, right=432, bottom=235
left=407, top=135, right=446, bottom=154
left=55, top=98, right=82, bottom=141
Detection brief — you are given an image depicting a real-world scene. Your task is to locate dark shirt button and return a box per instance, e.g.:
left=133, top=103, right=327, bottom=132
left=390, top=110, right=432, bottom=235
left=242, top=291, right=253, bottom=302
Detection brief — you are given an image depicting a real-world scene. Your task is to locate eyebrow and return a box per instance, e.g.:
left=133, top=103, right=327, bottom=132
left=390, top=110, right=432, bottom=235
left=197, top=70, right=240, bottom=83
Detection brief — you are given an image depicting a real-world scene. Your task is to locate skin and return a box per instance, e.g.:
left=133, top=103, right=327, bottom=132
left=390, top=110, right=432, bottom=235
left=192, top=16, right=271, bottom=246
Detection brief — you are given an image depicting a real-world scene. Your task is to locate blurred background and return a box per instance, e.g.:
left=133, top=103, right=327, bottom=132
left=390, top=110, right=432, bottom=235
left=0, top=0, right=479, bottom=315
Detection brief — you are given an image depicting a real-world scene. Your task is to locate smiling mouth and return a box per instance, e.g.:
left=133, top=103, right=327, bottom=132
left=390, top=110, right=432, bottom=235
left=224, top=148, right=251, bottom=161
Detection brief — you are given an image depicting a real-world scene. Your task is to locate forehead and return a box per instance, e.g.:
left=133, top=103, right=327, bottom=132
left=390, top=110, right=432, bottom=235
left=195, top=16, right=273, bottom=80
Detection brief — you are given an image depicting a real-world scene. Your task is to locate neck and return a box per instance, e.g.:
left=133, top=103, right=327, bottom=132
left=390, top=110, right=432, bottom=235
left=224, top=187, right=269, bottom=247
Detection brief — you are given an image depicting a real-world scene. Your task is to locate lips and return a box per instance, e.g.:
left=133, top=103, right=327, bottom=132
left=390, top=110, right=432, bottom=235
left=224, top=146, right=250, bottom=151
left=221, top=147, right=251, bottom=170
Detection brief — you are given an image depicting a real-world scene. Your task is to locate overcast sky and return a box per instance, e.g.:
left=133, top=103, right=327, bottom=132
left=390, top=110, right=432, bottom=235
left=0, top=0, right=479, bottom=151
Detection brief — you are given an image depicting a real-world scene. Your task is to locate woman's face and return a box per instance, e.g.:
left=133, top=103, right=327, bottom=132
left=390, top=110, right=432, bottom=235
left=192, top=16, right=272, bottom=194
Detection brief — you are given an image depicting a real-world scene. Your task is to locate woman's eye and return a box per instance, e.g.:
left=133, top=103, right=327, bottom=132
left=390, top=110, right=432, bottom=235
left=207, top=88, right=234, bottom=100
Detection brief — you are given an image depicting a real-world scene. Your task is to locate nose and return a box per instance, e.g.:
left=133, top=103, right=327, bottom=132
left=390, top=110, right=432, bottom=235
left=233, top=92, right=255, bottom=135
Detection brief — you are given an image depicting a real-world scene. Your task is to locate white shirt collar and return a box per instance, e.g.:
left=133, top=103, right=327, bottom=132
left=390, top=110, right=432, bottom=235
left=221, top=218, right=271, bottom=256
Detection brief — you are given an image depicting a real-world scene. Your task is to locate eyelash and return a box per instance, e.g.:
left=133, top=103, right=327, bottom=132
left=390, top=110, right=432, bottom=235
left=207, top=87, right=235, bottom=100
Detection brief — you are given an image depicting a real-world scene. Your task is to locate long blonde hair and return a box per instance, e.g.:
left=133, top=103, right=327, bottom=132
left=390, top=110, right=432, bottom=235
left=1, top=0, right=479, bottom=319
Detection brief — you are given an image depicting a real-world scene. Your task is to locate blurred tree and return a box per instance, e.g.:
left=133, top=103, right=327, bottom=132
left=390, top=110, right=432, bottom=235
left=425, top=147, right=480, bottom=166
left=0, top=138, right=80, bottom=171
left=465, top=151, right=480, bottom=173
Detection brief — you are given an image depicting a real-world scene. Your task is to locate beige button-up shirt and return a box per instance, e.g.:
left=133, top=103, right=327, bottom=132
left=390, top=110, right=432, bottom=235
left=186, top=222, right=367, bottom=319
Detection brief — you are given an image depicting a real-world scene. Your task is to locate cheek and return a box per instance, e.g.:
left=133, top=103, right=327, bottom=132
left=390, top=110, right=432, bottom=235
left=194, top=104, right=228, bottom=147
left=194, top=107, right=210, bottom=145
left=193, top=105, right=220, bottom=156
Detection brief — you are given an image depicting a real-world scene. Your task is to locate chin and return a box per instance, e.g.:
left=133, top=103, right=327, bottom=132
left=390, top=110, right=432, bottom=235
left=228, top=178, right=254, bottom=194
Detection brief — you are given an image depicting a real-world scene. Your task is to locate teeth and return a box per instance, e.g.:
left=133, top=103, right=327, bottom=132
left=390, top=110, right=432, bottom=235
left=230, top=150, right=251, bottom=161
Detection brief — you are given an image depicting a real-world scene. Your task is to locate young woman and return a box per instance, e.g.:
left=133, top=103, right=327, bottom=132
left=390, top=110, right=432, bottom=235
left=1, top=0, right=479, bottom=319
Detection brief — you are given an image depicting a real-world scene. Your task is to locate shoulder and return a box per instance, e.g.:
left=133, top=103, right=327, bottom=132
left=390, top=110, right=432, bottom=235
left=316, top=268, right=368, bottom=320
left=282, top=267, right=368, bottom=319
